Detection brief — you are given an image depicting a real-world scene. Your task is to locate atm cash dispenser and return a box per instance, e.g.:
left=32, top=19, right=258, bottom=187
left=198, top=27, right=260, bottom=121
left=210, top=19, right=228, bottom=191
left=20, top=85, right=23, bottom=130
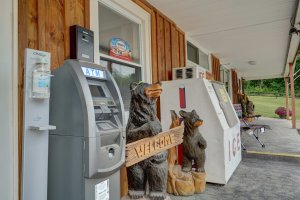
left=48, top=60, right=125, bottom=200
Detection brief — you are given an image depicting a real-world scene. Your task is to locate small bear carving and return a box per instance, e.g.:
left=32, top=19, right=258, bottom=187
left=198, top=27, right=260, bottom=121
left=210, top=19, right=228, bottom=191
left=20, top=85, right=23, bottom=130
left=167, top=110, right=195, bottom=196
left=126, top=82, right=168, bottom=200
left=179, top=110, right=207, bottom=173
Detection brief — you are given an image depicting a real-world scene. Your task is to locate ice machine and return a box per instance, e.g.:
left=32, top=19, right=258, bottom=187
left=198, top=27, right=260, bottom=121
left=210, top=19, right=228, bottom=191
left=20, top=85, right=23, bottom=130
left=160, top=78, right=241, bottom=184
left=48, top=60, right=125, bottom=200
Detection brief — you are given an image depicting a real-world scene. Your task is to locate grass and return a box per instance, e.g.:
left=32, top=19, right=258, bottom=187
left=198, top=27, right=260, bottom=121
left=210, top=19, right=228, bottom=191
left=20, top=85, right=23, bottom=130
left=249, top=96, right=300, bottom=120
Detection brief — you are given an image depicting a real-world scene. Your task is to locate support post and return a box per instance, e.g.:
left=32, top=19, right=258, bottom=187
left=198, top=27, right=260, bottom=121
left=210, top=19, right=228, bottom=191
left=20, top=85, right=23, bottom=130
left=241, top=78, right=245, bottom=95
left=285, top=77, right=290, bottom=119
left=289, top=63, right=296, bottom=129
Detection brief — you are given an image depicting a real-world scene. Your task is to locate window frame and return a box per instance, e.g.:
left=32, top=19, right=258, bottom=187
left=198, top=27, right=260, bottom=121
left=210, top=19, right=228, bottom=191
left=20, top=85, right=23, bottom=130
left=185, top=36, right=212, bottom=72
left=90, top=0, right=152, bottom=83
left=220, top=65, right=230, bottom=92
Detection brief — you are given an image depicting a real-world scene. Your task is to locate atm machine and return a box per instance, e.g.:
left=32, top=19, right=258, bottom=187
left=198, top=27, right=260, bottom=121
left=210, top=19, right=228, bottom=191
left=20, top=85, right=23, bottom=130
left=48, top=60, right=125, bottom=200
left=160, top=78, right=241, bottom=184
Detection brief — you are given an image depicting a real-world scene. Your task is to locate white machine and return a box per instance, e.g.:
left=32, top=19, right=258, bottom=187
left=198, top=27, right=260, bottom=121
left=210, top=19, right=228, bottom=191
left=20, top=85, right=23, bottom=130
left=160, top=78, right=241, bottom=184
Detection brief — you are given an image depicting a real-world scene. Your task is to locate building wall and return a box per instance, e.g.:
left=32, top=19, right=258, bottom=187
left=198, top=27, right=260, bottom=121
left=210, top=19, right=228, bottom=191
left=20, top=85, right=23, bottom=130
left=18, top=0, right=185, bottom=197
left=0, top=0, right=18, bottom=199
left=231, top=69, right=239, bottom=104
left=133, top=0, right=186, bottom=82
left=211, top=54, right=221, bottom=81
left=18, top=0, right=90, bottom=197
left=17, top=0, right=226, bottom=198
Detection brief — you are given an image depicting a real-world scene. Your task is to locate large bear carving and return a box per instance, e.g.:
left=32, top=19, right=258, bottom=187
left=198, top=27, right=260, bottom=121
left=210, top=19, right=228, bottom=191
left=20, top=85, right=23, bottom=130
left=126, top=82, right=168, bottom=200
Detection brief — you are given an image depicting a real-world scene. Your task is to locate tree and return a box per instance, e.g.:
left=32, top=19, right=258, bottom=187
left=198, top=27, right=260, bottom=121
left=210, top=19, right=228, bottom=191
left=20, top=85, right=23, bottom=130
left=245, top=54, right=300, bottom=97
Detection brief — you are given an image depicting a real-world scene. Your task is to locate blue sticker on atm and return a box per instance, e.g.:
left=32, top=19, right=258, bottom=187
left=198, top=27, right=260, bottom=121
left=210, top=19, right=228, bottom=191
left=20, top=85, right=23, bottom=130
left=81, top=67, right=105, bottom=79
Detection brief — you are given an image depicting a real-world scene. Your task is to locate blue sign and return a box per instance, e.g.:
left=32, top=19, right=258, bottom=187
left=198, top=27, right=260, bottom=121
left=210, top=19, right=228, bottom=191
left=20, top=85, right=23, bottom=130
left=81, top=67, right=105, bottom=79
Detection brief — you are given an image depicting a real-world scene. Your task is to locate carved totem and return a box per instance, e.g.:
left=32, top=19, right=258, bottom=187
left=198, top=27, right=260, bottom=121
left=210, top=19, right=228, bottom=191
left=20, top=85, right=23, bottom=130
left=179, top=110, right=207, bottom=193
left=179, top=110, right=207, bottom=173
left=167, top=110, right=195, bottom=196
left=126, top=82, right=168, bottom=200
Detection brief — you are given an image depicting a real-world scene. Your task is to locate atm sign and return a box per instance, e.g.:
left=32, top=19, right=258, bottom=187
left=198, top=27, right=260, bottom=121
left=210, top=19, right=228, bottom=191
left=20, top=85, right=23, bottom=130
left=81, top=67, right=105, bottom=79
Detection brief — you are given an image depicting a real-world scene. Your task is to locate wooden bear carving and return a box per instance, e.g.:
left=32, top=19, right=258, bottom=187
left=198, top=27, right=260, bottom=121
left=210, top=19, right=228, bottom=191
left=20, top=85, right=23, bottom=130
left=179, top=110, right=207, bottom=173
left=126, top=82, right=167, bottom=200
left=167, top=110, right=195, bottom=196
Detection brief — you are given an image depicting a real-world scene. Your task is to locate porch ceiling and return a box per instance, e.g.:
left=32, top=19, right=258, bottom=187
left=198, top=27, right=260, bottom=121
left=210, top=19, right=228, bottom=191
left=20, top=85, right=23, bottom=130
left=147, top=0, right=299, bottom=80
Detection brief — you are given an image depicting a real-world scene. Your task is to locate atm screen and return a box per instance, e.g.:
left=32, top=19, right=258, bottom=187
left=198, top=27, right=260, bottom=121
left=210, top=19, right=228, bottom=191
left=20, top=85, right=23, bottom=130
left=89, top=85, right=106, bottom=98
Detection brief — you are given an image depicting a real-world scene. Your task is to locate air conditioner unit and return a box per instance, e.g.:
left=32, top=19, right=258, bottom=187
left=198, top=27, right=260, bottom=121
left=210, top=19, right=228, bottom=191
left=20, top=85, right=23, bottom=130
left=172, top=66, right=206, bottom=80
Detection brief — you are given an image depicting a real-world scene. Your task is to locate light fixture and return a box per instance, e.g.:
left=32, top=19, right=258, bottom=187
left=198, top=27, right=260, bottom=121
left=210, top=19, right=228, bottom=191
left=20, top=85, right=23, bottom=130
left=248, top=61, right=256, bottom=65
left=290, top=26, right=300, bottom=35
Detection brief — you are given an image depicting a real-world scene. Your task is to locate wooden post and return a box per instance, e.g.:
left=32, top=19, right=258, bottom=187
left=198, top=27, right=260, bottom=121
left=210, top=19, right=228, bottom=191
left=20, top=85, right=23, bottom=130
left=285, top=77, right=290, bottom=119
left=120, top=166, right=128, bottom=197
left=289, top=63, right=296, bottom=129
left=241, top=78, right=245, bottom=95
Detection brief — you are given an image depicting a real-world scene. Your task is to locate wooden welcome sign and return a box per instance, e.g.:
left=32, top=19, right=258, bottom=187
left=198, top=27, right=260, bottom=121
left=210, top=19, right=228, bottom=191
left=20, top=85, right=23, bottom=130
left=125, top=125, right=184, bottom=167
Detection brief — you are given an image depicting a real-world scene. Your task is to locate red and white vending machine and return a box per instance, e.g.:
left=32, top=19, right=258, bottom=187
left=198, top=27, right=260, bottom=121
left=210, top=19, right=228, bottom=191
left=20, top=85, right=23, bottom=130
left=160, top=78, right=241, bottom=184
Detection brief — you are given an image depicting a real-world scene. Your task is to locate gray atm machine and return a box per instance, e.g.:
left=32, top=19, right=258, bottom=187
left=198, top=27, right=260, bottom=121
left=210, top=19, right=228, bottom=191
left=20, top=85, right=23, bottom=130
left=48, top=60, right=125, bottom=200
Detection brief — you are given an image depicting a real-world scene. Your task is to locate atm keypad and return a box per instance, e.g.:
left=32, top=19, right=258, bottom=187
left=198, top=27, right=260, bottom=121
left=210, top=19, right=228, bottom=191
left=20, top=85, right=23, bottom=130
left=108, top=101, right=114, bottom=105
left=98, top=123, right=113, bottom=130
left=111, top=108, right=119, bottom=114
left=100, top=105, right=111, bottom=113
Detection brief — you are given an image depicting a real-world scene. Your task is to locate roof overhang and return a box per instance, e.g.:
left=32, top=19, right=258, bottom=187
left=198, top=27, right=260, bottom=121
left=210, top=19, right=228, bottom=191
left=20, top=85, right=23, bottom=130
left=284, top=1, right=300, bottom=77
left=147, top=0, right=300, bottom=80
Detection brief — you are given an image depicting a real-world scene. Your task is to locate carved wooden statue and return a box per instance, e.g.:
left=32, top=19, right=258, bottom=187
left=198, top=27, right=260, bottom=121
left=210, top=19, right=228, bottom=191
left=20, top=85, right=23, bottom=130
left=126, top=82, right=167, bottom=200
left=246, top=99, right=255, bottom=116
left=179, top=110, right=207, bottom=173
left=167, top=110, right=195, bottom=196
left=179, top=110, right=207, bottom=193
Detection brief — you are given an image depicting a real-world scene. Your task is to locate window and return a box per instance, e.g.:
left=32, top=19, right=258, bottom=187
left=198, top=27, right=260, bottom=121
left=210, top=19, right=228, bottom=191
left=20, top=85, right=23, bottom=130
left=186, top=40, right=210, bottom=70
left=220, top=66, right=230, bottom=92
left=99, top=3, right=141, bottom=64
left=100, top=59, right=141, bottom=111
left=98, top=0, right=150, bottom=122
left=187, top=41, right=199, bottom=65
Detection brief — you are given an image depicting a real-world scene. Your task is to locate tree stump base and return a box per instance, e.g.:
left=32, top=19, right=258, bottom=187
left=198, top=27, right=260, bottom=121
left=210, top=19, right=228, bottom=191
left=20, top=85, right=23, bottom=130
left=167, top=165, right=206, bottom=196
left=191, top=171, right=206, bottom=193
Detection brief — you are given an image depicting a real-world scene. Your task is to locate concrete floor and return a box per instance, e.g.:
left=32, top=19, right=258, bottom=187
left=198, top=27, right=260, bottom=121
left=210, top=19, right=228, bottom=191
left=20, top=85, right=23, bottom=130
left=169, top=117, right=300, bottom=200
left=124, top=118, right=300, bottom=200
left=241, top=117, right=300, bottom=154
left=169, top=157, right=300, bottom=200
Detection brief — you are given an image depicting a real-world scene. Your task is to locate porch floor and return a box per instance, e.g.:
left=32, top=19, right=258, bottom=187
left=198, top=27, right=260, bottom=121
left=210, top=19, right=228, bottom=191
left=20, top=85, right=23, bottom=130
left=169, top=157, right=300, bottom=200
left=170, top=117, right=300, bottom=200
left=241, top=117, right=300, bottom=154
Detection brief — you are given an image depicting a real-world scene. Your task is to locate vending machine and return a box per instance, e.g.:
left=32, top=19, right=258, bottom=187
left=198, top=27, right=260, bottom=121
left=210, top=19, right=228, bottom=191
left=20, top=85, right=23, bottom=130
left=48, top=60, right=125, bottom=200
left=160, top=78, right=241, bottom=184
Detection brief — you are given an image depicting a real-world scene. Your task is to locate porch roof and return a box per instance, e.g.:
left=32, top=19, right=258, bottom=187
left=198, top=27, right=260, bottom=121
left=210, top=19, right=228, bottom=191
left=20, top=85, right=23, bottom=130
left=147, top=0, right=300, bottom=80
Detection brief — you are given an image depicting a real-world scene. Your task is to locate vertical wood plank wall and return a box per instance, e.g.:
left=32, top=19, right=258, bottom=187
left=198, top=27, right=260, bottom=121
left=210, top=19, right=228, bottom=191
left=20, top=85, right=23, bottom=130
left=241, top=79, right=245, bottom=95
left=19, top=0, right=185, bottom=198
left=132, top=0, right=186, bottom=83
left=18, top=0, right=90, bottom=198
left=211, top=54, right=221, bottom=81
left=231, top=69, right=239, bottom=104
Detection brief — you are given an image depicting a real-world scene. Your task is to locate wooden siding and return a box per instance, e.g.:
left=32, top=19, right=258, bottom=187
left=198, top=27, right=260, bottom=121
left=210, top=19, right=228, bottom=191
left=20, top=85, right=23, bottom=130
left=211, top=54, right=221, bottom=81
left=119, top=0, right=187, bottom=197
left=231, top=69, right=239, bottom=104
left=133, top=0, right=186, bottom=83
left=19, top=1, right=185, bottom=198
left=241, top=78, right=245, bottom=95
left=18, top=1, right=90, bottom=198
